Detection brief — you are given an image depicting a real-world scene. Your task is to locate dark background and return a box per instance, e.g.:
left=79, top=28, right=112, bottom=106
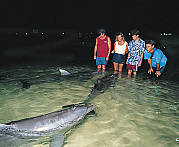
left=0, top=0, right=178, bottom=31
left=0, top=0, right=178, bottom=68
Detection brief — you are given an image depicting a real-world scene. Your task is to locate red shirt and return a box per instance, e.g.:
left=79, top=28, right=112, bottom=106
left=97, top=36, right=109, bottom=57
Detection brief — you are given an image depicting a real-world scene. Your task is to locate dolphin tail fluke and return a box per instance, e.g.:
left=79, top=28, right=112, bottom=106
left=59, top=69, right=71, bottom=76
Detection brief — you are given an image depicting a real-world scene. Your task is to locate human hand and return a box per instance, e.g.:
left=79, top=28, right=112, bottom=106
left=148, top=68, right=153, bottom=74
left=155, top=71, right=161, bottom=77
left=106, top=56, right=109, bottom=61
left=94, top=56, right=96, bottom=60
left=138, top=62, right=142, bottom=67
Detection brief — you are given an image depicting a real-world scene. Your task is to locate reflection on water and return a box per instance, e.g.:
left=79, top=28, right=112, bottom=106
left=0, top=65, right=178, bottom=147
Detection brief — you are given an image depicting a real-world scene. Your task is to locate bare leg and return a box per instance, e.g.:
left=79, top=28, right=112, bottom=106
left=128, top=70, right=132, bottom=79
left=113, top=62, right=118, bottom=73
left=102, top=65, right=106, bottom=72
left=97, top=65, right=101, bottom=72
left=133, top=71, right=137, bottom=78
left=118, top=64, right=124, bottom=74
left=113, top=71, right=118, bottom=75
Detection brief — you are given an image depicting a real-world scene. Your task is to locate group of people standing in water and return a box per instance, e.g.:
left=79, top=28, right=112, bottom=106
left=93, top=29, right=167, bottom=79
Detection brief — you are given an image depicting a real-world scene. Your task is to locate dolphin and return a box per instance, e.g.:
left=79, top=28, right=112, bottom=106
left=58, top=69, right=117, bottom=104
left=0, top=104, right=95, bottom=146
left=0, top=104, right=95, bottom=138
left=20, top=80, right=31, bottom=89
left=17, top=69, right=99, bottom=89
left=84, top=74, right=116, bottom=103
left=59, top=69, right=71, bottom=76
left=59, top=68, right=100, bottom=79
left=59, top=70, right=117, bottom=104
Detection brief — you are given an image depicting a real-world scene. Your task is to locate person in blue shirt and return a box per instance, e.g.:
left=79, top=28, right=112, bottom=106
left=144, top=40, right=167, bottom=77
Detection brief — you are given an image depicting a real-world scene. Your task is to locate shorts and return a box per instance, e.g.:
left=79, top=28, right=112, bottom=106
left=96, top=57, right=107, bottom=65
left=127, top=64, right=138, bottom=72
left=112, top=53, right=125, bottom=64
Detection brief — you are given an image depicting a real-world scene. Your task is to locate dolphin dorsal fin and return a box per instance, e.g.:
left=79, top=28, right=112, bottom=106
left=59, top=69, right=71, bottom=76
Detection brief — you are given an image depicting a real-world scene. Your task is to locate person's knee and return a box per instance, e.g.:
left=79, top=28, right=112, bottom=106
left=97, top=65, right=101, bottom=69
left=128, top=70, right=132, bottom=74
left=113, top=63, right=118, bottom=69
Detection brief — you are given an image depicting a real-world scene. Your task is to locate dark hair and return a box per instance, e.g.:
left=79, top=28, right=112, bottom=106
left=98, top=29, right=106, bottom=34
left=131, top=29, right=140, bottom=36
left=145, top=40, right=156, bottom=46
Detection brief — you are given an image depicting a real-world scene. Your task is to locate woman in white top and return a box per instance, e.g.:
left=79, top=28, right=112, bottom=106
left=111, top=32, right=128, bottom=75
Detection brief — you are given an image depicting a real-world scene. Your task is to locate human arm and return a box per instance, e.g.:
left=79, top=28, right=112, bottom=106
left=138, top=53, right=143, bottom=67
left=122, top=42, right=128, bottom=55
left=126, top=42, right=130, bottom=64
left=155, top=62, right=161, bottom=77
left=94, top=38, right=98, bottom=59
left=106, top=37, right=111, bottom=61
left=154, top=50, right=163, bottom=77
left=126, top=52, right=129, bottom=64
left=124, top=42, right=128, bottom=55
left=111, top=42, right=115, bottom=53
left=138, top=41, right=145, bottom=67
left=147, top=58, right=154, bottom=74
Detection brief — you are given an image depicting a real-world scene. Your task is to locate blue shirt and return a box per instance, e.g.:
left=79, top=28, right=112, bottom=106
left=144, top=48, right=167, bottom=68
left=127, top=38, right=145, bottom=65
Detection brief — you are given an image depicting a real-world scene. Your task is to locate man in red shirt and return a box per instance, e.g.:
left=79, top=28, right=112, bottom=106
left=94, top=29, right=111, bottom=72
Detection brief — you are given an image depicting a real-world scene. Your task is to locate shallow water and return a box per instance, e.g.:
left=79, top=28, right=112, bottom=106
left=0, top=64, right=178, bottom=147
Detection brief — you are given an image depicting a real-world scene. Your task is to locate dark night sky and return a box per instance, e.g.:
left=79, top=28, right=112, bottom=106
left=0, top=0, right=178, bottom=68
left=0, top=0, right=178, bottom=32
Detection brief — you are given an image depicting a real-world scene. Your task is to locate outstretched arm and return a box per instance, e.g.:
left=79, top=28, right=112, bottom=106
left=147, top=58, right=153, bottom=74
left=155, top=62, right=161, bottom=77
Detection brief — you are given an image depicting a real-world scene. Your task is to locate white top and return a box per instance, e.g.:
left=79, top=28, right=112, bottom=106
left=114, top=41, right=127, bottom=54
